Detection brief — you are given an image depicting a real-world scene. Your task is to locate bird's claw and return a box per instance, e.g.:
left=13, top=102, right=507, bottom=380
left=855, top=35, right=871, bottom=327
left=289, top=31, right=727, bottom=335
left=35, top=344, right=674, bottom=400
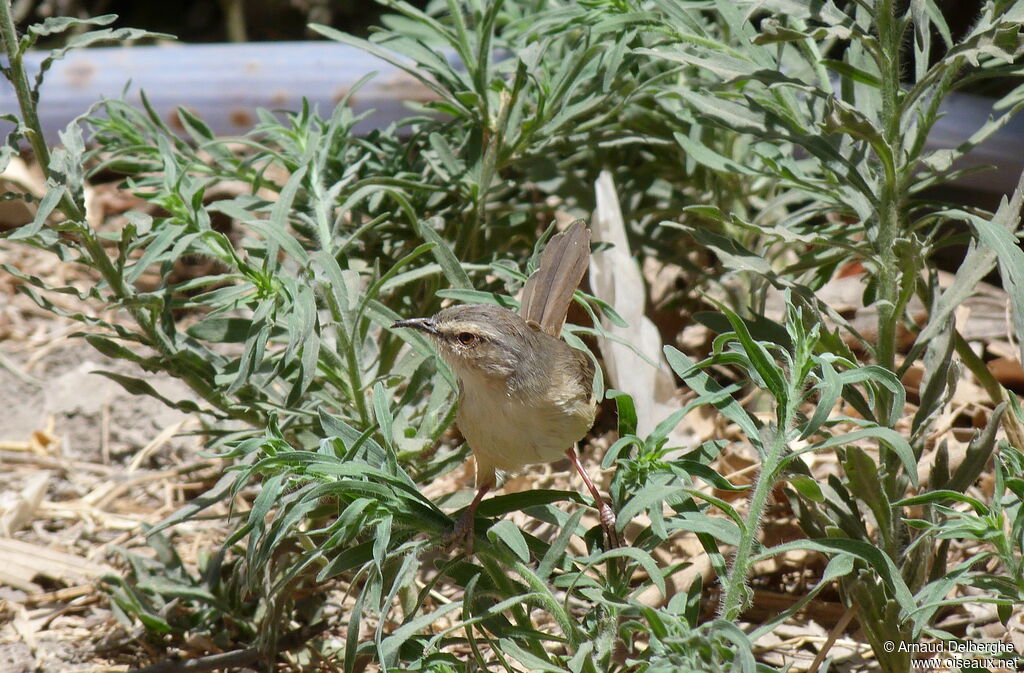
left=598, top=502, right=622, bottom=549
left=444, top=509, right=477, bottom=556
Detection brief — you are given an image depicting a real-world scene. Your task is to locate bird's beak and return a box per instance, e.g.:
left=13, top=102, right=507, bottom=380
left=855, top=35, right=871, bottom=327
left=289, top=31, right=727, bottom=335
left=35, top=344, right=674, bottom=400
left=391, top=317, right=437, bottom=335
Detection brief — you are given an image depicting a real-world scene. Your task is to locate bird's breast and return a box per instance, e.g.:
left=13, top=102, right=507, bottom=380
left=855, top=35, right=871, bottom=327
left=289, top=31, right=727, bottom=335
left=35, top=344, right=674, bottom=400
left=456, top=372, right=595, bottom=471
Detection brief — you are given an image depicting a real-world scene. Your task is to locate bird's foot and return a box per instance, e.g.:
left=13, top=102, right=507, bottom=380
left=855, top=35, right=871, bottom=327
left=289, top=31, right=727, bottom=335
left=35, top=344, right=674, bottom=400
left=566, top=446, right=623, bottom=549
left=444, top=508, right=478, bottom=556
left=444, top=483, right=491, bottom=556
left=598, top=501, right=622, bottom=549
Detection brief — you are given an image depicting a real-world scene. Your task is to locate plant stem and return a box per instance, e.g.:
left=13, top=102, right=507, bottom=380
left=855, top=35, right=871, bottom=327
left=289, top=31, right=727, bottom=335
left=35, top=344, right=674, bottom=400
left=872, top=0, right=904, bottom=425
left=719, top=389, right=799, bottom=620
left=0, top=1, right=260, bottom=425
left=0, top=1, right=47, bottom=168
left=0, top=0, right=84, bottom=222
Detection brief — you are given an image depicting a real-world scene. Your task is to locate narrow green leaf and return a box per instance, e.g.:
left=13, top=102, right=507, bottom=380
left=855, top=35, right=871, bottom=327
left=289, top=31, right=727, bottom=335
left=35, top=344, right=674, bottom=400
left=664, top=346, right=761, bottom=441
left=372, top=382, right=395, bottom=451
left=487, top=520, right=530, bottom=563
left=476, top=489, right=581, bottom=518
left=186, top=317, right=251, bottom=343
left=821, top=58, right=881, bottom=86
left=842, top=446, right=892, bottom=540
left=607, top=389, right=637, bottom=436
left=893, top=490, right=988, bottom=514
left=803, top=357, right=840, bottom=439
left=344, top=586, right=366, bottom=673
left=83, top=334, right=143, bottom=363
left=799, top=427, right=919, bottom=487
left=9, top=185, right=62, bottom=240
left=948, top=403, right=1005, bottom=493
left=593, top=545, right=667, bottom=598
left=671, top=512, right=741, bottom=547
left=416, top=218, right=472, bottom=289
left=961, top=171, right=1024, bottom=369
left=673, top=131, right=757, bottom=175
left=715, top=301, right=789, bottom=405
left=378, top=602, right=463, bottom=665
left=497, top=638, right=564, bottom=672
left=536, top=509, right=584, bottom=581
left=789, top=475, right=825, bottom=502
left=435, top=288, right=518, bottom=308
left=92, top=370, right=182, bottom=410
left=754, top=538, right=916, bottom=616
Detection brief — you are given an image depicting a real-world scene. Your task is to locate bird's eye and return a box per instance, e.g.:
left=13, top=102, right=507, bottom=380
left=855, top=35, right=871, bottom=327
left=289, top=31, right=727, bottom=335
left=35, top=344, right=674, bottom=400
left=457, top=332, right=477, bottom=345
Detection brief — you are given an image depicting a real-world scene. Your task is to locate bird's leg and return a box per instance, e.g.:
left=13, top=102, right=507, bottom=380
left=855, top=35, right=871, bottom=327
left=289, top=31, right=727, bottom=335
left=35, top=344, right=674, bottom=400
left=446, top=482, right=491, bottom=555
left=566, top=446, right=621, bottom=548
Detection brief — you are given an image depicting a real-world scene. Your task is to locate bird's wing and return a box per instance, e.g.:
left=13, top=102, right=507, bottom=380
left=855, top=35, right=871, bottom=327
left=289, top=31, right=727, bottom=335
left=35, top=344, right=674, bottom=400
left=519, top=219, right=591, bottom=337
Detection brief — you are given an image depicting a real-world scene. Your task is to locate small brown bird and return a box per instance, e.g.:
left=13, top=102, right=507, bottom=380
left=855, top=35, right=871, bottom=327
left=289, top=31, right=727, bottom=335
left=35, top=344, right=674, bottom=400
left=393, top=220, right=619, bottom=552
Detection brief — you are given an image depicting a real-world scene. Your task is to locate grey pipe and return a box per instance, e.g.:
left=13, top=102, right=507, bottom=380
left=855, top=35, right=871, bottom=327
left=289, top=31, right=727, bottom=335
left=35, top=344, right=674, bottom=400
left=1, top=41, right=1021, bottom=196
left=0, top=41, right=432, bottom=142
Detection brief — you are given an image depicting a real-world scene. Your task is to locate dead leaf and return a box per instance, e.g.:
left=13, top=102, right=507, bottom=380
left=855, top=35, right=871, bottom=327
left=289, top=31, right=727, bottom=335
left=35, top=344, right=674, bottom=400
left=0, top=538, right=112, bottom=593
left=590, top=171, right=688, bottom=444
left=0, top=470, right=51, bottom=536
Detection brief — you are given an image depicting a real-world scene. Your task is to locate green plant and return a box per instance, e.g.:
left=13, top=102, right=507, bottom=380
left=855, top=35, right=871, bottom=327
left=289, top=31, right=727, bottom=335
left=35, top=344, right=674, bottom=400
left=629, top=1, right=1024, bottom=670
left=6, top=0, right=1024, bottom=670
left=0, top=1, right=709, bottom=669
left=897, top=437, right=1024, bottom=623
left=103, top=528, right=258, bottom=644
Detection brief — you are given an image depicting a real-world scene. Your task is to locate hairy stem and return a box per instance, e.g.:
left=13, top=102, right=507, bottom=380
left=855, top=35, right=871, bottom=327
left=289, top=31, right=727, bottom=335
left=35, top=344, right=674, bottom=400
left=0, top=1, right=261, bottom=425
left=872, top=0, right=905, bottom=424
left=0, top=1, right=84, bottom=221
left=719, top=384, right=801, bottom=620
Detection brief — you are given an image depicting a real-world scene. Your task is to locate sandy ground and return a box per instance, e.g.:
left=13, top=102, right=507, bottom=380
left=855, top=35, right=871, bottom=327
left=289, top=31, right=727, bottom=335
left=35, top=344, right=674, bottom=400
left=0, top=254, right=210, bottom=672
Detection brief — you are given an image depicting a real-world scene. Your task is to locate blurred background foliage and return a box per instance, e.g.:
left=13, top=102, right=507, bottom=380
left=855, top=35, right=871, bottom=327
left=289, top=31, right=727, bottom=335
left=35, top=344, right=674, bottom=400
left=9, top=0, right=408, bottom=42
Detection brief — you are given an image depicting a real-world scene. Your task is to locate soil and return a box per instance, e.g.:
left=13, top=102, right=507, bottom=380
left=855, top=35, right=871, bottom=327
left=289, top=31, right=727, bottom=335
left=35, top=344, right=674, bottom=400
left=0, top=240, right=209, bottom=672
